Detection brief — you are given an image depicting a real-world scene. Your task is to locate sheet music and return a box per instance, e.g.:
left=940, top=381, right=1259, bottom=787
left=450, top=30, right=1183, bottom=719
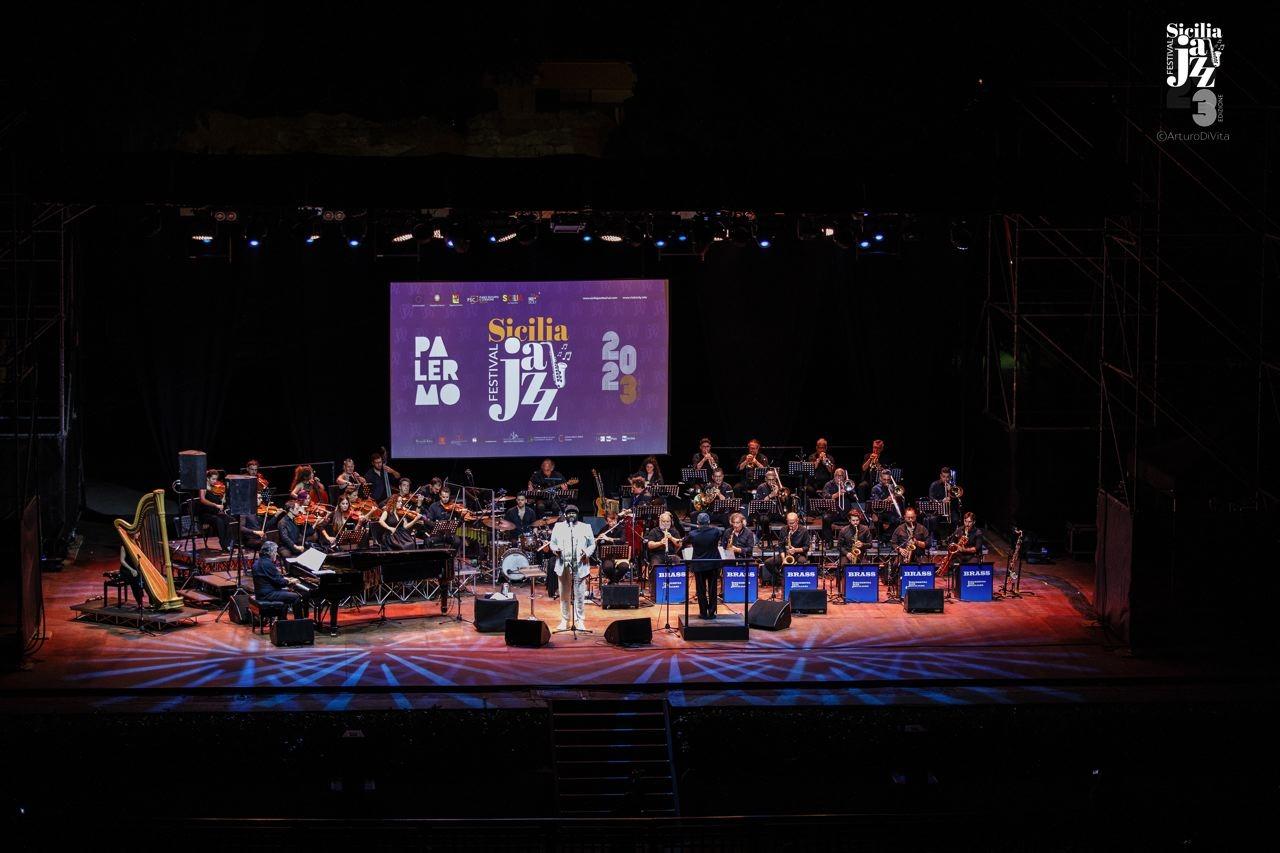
left=285, top=547, right=327, bottom=573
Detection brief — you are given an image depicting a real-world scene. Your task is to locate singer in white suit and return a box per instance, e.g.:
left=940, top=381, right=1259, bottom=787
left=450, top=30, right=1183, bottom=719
left=548, top=504, right=596, bottom=631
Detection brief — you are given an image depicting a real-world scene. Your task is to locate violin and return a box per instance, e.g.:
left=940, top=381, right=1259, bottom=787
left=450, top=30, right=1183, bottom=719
left=256, top=503, right=282, bottom=516
left=210, top=481, right=227, bottom=497
left=294, top=505, right=330, bottom=526
left=255, top=473, right=269, bottom=490
left=441, top=501, right=477, bottom=522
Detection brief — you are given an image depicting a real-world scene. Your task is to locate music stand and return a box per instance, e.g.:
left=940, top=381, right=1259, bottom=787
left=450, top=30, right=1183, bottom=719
left=680, top=467, right=708, bottom=484
left=214, top=519, right=250, bottom=624
left=655, top=554, right=681, bottom=635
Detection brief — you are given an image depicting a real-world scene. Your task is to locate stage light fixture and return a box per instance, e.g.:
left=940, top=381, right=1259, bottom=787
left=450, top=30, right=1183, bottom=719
left=625, top=223, right=646, bottom=248
left=951, top=218, right=971, bottom=252
left=189, top=213, right=216, bottom=243
left=244, top=219, right=268, bottom=247
left=343, top=219, right=367, bottom=248
left=391, top=218, right=417, bottom=243
left=517, top=221, right=539, bottom=246
left=731, top=221, right=753, bottom=247
left=796, top=215, right=820, bottom=241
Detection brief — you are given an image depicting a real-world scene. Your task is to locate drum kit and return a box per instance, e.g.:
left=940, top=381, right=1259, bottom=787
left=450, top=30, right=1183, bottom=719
left=476, top=510, right=555, bottom=583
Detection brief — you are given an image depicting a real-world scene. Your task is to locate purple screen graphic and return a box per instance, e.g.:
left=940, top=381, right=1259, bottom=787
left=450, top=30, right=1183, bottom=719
left=390, top=280, right=669, bottom=458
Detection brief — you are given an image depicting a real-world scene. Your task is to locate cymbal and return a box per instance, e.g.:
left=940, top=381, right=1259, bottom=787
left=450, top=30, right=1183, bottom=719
left=484, top=518, right=517, bottom=532
left=532, top=516, right=556, bottom=528
left=492, top=495, right=517, bottom=502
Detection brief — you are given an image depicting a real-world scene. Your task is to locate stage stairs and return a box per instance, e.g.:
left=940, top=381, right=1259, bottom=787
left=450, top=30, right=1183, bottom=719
left=550, top=698, right=679, bottom=818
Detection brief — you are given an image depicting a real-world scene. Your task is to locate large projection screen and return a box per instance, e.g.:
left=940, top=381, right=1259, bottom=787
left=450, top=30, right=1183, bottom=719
left=390, top=280, right=669, bottom=458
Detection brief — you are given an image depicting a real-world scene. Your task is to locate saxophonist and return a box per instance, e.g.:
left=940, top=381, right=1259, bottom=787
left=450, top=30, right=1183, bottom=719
left=836, top=507, right=872, bottom=570
left=761, top=512, right=808, bottom=587
left=890, top=507, right=930, bottom=566
left=720, top=512, right=757, bottom=562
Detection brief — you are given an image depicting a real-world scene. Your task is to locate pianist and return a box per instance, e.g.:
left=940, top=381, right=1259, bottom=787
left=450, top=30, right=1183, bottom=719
left=252, top=541, right=311, bottom=620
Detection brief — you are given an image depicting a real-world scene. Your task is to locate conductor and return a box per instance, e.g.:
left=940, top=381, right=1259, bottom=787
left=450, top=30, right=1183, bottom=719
left=686, top=512, right=725, bottom=620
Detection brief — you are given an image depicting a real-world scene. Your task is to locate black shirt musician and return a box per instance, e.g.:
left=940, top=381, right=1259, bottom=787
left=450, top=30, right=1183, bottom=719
left=858, top=438, right=887, bottom=497
left=808, top=437, right=836, bottom=493
left=692, top=438, right=720, bottom=474
left=363, top=451, right=401, bottom=504
left=594, top=509, right=630, bottom=585
left=251, top=541, right=310, bottom=620
left=762, top=512, right=809, bottom=587
left=700, top=469, right=738, bottom=527
left=951, top=512, right=984, bottom=564
left=529, top=458, right=569, bottom=516
left=927, top=466, right=962, bottom=538
left=196, top=470, right=234, bottom=551
left=644, top=511, right=683, bottom=565
left=836, top=508, right=872, bottom=569
left=276, top=502, right=308, bottom=557
left=720, top=512, right=757, bottom=562
left=736, top=439, right=769, bottom=496
left=504, top=494, right=538, bottom=534
left=820, top=468, right=858, bottom=540
left=686, top=513, right=724, bottom=619
left=890, top=509, right=930, bottom=565
left=869, top=469, right=903, bottom=540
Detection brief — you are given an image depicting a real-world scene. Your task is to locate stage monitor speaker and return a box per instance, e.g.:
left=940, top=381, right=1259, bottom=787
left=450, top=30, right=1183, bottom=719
left=270, top=618, right=316, bottom=646
left=601, top=583, right=640, bottom=609
left=179, top=450, right=207, bottom=491
left=904, top=588, right=945, bottom=613
left=604, top=617, right=652, bottom=646
left=226, top=474, right=258, bottom=516
left=748, top=599, right=792, bottom=631
left=474, top=596, right=520, bottom=632
left=505, top=618, right=551, bottom=648
left=790, top=588, right=827, bottom=614
left=227, top=591, right=253, bottom=625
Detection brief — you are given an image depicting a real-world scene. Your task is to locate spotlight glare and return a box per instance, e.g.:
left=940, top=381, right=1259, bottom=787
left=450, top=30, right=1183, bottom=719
left=582, top=233, right=593, bottom=242
left=858, top=239, right=871, bottom=249
left=348, top=238, right=360, bottom=248
left=654, top=238, right=667, bottom=248
left=391, top=232, right=414, bottom=243
left=600, top=234, right=623, bottom=243
left=758, top=238, right=771, bottom=248
left=497, top=231, right=519, bottom=243
left=446, top=238, right=455, bottom=248
left=874, top=233, right=885, bottom=242
left=248, top=238, right=260, bottom=247
left=488, top=235, right=498, bottom=243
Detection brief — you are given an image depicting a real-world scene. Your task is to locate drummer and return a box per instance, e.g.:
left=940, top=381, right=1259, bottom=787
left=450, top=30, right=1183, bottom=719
left=504, top=493, right=538, bottom=537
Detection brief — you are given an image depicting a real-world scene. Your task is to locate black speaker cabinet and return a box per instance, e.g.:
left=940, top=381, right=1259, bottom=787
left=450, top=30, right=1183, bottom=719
left=227, top=591, right=253, bottom=625
left=601, top=583, right=640, bottom=609
left=226, top=474, right=258, bottom=516
left=789, top=588, right=828, bottom=614
left=474, top=596, right=519, bottom=632
left=604, top=617, right=653, bottom=646
left=504, top=618, right=551, bottom=648
left=179, top=450, right=207, bottom=491
left=748, top=599, right=792, bottom=631
left=904, top=588, right=945, bottom=613
left=270, top=618, right=316, bottom=646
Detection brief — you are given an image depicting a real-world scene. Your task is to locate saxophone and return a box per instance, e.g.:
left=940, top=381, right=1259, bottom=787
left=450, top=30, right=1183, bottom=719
left=781, top=527, right=798, bottom=565
left=845, top=528, right=864, bottom=563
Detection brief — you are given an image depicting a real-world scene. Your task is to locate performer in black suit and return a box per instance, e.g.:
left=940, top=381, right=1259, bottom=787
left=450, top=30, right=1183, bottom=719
left=251, top=541, right=310, bottom=619
left=761, top=512, right=809, bottom=587
left=686, top=512, right=724, bottom=619
left=836, top=507, right=872, bottom=569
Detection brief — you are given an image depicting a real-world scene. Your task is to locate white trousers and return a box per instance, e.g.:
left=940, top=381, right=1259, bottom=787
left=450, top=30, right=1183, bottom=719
left=559, top=568, right=587, bottom=624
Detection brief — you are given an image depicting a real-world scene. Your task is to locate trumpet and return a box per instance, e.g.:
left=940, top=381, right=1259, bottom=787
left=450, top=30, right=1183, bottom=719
left=947, top=484, right=965, bottom=499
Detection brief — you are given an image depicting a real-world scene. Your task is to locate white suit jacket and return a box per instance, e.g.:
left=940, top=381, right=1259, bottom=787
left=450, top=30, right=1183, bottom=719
left=549, top=520, right=596, bottom=579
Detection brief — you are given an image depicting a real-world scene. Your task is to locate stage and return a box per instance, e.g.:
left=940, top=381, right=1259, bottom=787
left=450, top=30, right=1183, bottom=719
left=1, top=525, right=1208, bottom=714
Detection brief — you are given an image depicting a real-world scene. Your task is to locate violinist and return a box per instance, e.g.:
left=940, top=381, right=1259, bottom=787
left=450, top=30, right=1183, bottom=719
left=363, top=450, right=401, bottom=503
left=335, top=458, right=368, bottom=495
left=319, top=495, right=355, bottom=550
left=197, top=469, right=234, bottom=551
left=379, top=478, right=422, bottom=551
left=277, top=501, right=308, bottom=557
left=245, top=459, right=270, bottom=495
left=425, top=486, right=465, bottom=551
left=239, top=492, right=280, bottom=549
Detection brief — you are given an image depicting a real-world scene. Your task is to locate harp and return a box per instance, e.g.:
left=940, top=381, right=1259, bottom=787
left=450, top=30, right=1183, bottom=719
left=114, top=489, right=184, bottom=611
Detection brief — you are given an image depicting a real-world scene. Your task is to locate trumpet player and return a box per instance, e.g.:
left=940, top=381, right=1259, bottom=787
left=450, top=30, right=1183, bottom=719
left=807, top=437, right=836, bottom=493
left=858, top=438, right=887, bottom=497
left=736, top=439, right=770, bottom=472
left=837, top=507, right=872, bottom=570
left=692, top=437, right=720, bottom=472
left=644, top=511, right=684, bottom=564
left=761, top=512, right=809, bottom=587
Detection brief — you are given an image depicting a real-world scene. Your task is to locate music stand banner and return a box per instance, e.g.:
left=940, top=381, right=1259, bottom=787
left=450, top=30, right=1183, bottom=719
left=899, top=564, right=936, bottom=599
left=958, top=562, right=995, bottom=601
left=723, top=564, right=759, bottom=603
left=783, top=564, right=819, bottom=600
left=654, top=564, right=687, bottom=604
left=843, top=565, right=879, bottom=603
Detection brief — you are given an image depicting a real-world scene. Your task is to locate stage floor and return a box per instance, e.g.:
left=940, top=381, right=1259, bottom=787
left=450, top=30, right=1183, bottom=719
left=2, top=532, right=1216, bottom=712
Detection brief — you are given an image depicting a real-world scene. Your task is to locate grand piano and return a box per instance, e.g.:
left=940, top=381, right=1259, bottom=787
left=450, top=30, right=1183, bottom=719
left=287, top=548, right=454, bottom=634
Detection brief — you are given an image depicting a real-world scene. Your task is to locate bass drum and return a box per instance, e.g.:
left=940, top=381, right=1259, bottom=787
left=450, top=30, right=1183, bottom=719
left=500, top=549, right=531, bottom=582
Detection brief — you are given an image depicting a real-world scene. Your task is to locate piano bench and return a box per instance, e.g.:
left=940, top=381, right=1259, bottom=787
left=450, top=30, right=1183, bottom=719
left=247, top=597, right=288, bottom=634
left=103, top=572, right=131, bottom=607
